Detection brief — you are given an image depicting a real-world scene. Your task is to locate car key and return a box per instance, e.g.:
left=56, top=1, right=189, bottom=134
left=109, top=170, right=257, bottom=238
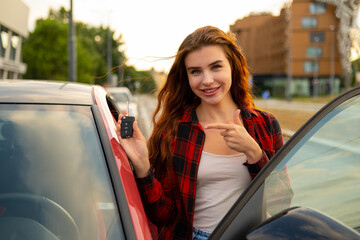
left=121, top=101, right=135, bottom=138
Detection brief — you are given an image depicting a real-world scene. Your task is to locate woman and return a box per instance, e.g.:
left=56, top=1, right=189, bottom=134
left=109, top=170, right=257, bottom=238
left=117, top=26, right=284, bottom=240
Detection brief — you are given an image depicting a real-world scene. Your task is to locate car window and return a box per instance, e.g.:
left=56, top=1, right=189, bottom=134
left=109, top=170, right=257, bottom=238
left=265, top=94, right=360, bottom=231
left=111, top=92, right=131, bottom=103
left=0, top=104, right=124, bottom=239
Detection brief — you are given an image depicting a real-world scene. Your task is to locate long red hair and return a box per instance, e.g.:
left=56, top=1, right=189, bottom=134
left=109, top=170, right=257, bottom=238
left=148, top=26, right=255, bottom=173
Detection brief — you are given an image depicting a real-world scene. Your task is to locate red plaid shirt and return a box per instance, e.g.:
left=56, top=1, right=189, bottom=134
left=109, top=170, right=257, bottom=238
left=136, top=106, right=284, bottom=239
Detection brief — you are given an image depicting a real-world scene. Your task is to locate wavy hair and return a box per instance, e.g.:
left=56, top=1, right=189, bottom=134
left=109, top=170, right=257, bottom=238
left=148, top=26, right=254, bottom=173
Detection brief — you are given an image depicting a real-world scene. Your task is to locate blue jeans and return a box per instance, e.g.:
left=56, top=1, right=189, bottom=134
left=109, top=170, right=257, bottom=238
left=193, top=226, right=211, bottom=240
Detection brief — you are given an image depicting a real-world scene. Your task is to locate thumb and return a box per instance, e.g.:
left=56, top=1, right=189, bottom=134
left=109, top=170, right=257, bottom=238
left=233, top=109, right=242, bottom=125
left=133, top=121, right=144, bottom=139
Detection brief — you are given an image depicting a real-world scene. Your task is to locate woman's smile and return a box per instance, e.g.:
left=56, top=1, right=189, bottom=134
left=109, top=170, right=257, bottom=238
left=202, top=87, right=220, bottom=95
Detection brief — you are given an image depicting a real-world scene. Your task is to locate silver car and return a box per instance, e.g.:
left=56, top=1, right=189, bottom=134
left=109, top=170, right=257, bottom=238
left=106, top=87, right=139, bottom=119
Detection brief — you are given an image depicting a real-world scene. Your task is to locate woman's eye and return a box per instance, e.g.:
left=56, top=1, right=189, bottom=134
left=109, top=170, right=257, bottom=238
left=191, top=70, right=200, bottom=74
left=212, top=64, right=222, bottom=70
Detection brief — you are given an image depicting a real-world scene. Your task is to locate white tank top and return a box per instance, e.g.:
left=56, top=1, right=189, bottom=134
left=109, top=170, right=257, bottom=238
left=193, top=151, right=251, bottom=233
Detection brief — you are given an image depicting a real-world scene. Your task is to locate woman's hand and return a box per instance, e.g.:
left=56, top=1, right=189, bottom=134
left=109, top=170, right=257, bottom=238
left=204, top=109, right=262, bottom=164
left=116, top=113, right=150, bottom=178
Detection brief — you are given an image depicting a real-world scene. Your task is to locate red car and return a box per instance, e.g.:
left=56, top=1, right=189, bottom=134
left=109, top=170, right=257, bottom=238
left=0, top=80, right=155, bottom=240
left=1, top=80, right=360, bottom=239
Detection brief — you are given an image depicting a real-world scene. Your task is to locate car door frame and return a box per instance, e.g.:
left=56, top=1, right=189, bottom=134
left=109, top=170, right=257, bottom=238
left=210, top=86, right=360, bottom=239
left=92, top=86, right=153, bottom=239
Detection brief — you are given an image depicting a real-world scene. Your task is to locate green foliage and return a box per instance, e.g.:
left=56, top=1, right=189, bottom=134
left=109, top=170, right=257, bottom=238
left=23, top=18, right=68, bottom=80
left=121, top=66, right=157, bottom=94
left=48, top=7, right=69, bottom=22
left=22, top=6, right=156, bottom=91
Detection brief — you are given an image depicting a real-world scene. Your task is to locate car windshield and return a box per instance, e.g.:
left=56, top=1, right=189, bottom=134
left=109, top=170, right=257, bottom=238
left=265, top=94, right=360, bottom=231
left=0, top=104, right=124, bottom=239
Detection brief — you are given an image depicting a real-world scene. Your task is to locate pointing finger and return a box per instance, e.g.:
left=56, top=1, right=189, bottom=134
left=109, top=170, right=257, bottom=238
left=205, top=123, right=232, bottom=130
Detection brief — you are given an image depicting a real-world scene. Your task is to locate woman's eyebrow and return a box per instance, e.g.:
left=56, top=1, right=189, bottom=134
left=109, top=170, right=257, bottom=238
left=209, top=60, right=223, bottom=66
left=186, top=66, right=200, bottom=71
left=186, top=60, right=223, bottom=70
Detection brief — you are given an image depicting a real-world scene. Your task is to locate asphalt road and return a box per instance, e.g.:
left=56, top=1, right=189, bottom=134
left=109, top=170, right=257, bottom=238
left=136, top=94, right=157, bottom=140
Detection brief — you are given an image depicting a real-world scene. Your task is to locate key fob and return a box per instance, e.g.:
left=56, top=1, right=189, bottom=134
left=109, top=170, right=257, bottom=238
left=121, top=115, right=135, bottom=138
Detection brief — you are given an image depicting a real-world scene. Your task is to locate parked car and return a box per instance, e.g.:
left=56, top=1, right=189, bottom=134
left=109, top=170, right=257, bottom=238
left=0, top=80, right=154, bottom=240
left=106, top=87, right=138, bottom=119
left=1, top=80, right=359, bottom=240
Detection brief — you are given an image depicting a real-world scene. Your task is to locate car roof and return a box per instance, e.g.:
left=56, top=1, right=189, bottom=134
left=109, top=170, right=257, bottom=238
left=0, top=80, right=96, bottom=105
left=106, top=87, right=132, bottom=94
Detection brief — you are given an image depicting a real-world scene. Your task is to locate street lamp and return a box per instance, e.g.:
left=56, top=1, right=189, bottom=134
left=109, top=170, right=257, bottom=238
left=68, top=0, right=76, bottom=82
left=286, top=5, right=292, bottom=102
left=329, top=25, right=335, bottom=95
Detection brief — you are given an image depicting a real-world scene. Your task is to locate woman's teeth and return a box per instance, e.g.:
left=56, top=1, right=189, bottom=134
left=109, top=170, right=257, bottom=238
left=204, top=89, right=216, bottom=93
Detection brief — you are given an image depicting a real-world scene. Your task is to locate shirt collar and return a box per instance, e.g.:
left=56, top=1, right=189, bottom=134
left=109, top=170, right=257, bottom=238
left=240, top=105, right=259, bottom=120
left=180, top=108, right=199, bottom=124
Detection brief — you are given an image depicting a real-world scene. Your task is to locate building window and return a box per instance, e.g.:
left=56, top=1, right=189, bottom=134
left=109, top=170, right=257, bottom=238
left=307, top=47, right=323, bottom=58
left=310, top=2, right=326, bottom=14
left=0, top=28, right=9, bottom=58
left=10, top=33, right=20, bottom=61
left=310, top=32, right=325, bottom=43
left=302, top=17, right=318, bottom=29
left=304, top=61, right=319, bottom=73
left=0, top=69, right=3, bottom=79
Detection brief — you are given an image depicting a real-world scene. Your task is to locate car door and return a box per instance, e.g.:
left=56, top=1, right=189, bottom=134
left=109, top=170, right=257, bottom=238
left=211, top=86, right=360, bottom=239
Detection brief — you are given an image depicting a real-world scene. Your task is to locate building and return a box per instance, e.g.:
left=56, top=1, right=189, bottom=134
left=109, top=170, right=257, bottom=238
left=230, top=0, right=342, bottom=97
left=0, top=0, right=29, bottom=79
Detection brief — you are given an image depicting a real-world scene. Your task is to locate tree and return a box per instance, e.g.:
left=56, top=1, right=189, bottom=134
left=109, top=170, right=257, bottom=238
left=22, top=17, right=69, bottom=81
left=22, top=6, right=156, bottom=92
left=23, top=7, right=96, bottom=82
left=121, top=66, right=156, bottom=94
left=22, top=7, right=123, bottom=84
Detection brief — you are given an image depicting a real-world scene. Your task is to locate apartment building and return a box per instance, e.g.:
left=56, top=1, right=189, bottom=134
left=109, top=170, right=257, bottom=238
left=0, top=0, right=29, bottom=79
left=230, top=0, right=342, bottom=97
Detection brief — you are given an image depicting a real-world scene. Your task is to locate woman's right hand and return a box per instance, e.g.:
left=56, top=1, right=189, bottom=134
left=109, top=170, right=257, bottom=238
left=116, top=113, right=151, bottom=178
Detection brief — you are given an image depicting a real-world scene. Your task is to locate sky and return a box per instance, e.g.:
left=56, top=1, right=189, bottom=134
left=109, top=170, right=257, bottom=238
left=20, top=0, right=358, bottom=72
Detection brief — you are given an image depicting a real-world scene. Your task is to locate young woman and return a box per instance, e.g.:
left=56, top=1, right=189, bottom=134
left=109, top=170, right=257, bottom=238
left=117, top=26, right=284, bottom=240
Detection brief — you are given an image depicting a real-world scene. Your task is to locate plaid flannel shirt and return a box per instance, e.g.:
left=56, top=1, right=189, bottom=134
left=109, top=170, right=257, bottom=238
left=136, top=106, right=284, bottom=239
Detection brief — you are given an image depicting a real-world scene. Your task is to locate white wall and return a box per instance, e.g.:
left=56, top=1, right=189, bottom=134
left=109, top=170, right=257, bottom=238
left=0, top=0, right=29, bottom=37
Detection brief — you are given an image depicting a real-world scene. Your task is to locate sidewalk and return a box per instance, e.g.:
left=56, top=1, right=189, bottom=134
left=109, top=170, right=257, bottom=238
left=255, top=99, right=326, bottom=138
left=255, top=99, right=325, bottom=112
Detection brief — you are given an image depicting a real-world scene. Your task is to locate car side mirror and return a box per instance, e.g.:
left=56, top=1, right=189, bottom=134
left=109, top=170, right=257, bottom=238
left=246, top=207, right=360, bottom=240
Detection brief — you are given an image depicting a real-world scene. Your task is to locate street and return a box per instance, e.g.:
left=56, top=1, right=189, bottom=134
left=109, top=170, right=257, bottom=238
left=136, top=94, right=158, bottom=140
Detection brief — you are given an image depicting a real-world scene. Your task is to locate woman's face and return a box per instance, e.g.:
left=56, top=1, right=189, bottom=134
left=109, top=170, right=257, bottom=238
left=185, top=45, right=233, bottom=106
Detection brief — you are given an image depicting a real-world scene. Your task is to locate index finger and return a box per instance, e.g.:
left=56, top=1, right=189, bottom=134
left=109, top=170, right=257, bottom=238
left=205, top=123, right=233, bottom=130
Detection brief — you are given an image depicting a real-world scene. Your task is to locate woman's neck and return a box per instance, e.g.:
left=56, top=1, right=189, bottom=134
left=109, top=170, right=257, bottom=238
left=196, top=99, right=238, bottom=123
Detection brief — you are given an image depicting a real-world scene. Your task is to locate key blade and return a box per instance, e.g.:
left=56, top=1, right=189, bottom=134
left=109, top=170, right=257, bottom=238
left=127, top=101, right=129, bottom=116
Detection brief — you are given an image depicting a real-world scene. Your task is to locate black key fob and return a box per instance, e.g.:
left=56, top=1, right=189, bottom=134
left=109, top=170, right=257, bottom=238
left=121, top=115, right=135, bottom=138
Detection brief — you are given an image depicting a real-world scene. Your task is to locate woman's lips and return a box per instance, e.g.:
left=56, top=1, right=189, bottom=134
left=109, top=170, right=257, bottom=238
left=201, top=87, right=220, bottom=96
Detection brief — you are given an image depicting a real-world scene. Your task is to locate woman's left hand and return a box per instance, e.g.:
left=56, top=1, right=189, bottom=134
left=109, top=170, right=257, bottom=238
left=116, top=112, right=150, bottom=178
left=205, top=109, right=262, bottom=164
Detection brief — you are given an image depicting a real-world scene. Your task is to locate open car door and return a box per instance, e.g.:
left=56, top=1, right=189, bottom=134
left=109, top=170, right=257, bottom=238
left=211, top=86, right=360, bottom=239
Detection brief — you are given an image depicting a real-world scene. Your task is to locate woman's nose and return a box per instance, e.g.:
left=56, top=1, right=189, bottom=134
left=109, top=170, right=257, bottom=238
left=202, top=71, right=214, bottom=85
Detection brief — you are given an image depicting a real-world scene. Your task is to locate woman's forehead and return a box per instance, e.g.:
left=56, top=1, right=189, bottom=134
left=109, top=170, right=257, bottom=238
left=185, top=45, right=227, bottom=67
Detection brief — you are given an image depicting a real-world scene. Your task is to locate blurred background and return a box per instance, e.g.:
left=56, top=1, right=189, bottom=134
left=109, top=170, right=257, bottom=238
left=1, top=0, right=360, bottom=138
